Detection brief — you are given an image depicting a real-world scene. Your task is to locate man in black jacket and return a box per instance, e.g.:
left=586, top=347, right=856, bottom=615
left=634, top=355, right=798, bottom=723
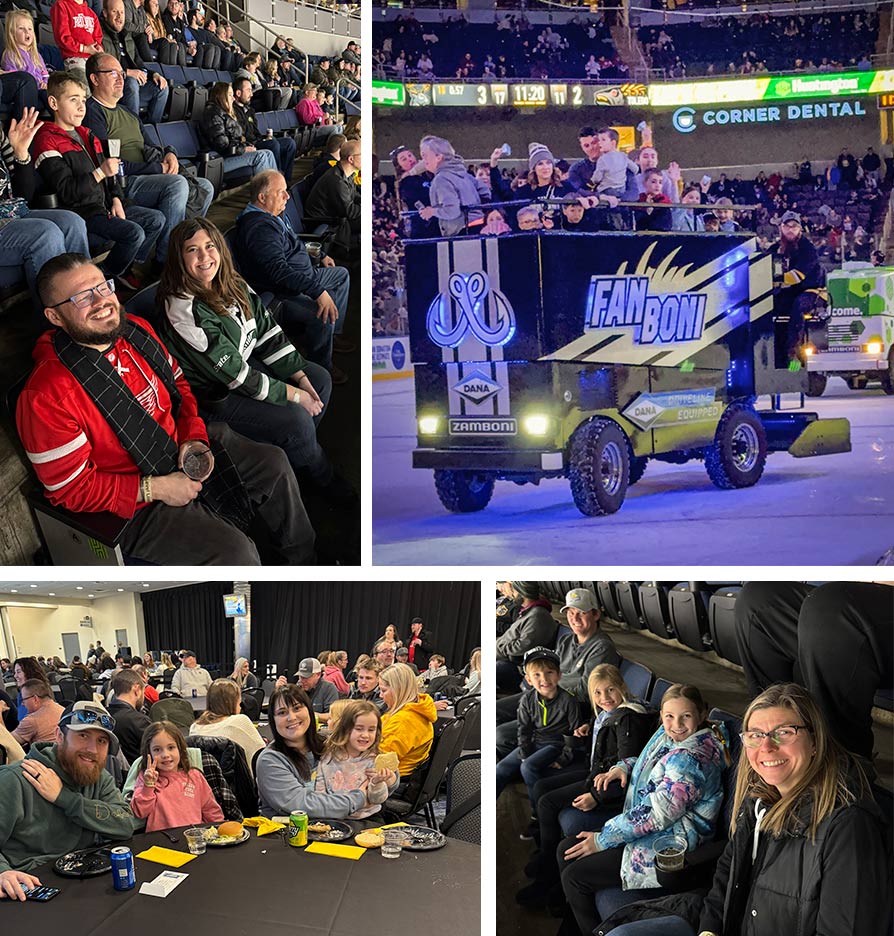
left=771, top=210, right=825, bottom=359
left=232, top=77, right=295, bottom=182
left=235, top=170, right=350, bottom=381
left=100, top=0, right=168, bottom=124
left=305, top=139, right=360, bottom=258
left=107, top=669, right=150, bottom=763
left=309, top=56, right=334, bottom=90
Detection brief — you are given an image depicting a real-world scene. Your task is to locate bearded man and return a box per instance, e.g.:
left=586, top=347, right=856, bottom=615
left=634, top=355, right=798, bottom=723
left=0, top=701, right=138, bottom=900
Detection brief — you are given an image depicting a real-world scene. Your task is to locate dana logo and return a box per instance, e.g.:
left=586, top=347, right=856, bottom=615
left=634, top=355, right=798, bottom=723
left=426, top=271, right=516, bottom=348
left=452, top=370, right=501, bottom=405
left=585, top=276, right=707, bottom=344
left=391, top=340, right=406, bottom=370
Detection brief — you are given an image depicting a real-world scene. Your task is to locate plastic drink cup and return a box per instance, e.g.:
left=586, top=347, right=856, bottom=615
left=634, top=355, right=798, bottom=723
left=653, top=833, right=686, bottom=872
left=381, top=829, right=403, bottom=859
left=184, top=828, right=207, bottom=855
left=181, top=440, right=213, bottom=480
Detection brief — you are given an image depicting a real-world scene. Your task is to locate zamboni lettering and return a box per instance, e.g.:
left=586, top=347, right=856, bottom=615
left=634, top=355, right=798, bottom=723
left=587, top=276, right=706, bottom=344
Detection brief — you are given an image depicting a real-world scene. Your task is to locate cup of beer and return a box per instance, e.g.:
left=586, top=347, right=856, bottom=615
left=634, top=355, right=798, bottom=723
left=653, top=833, right=687, bottom=873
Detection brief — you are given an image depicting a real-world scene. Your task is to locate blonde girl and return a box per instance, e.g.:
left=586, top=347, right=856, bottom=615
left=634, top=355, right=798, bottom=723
left=1, top=11, right=49, bottom=90
left=378, top=663, right=437, bottom=776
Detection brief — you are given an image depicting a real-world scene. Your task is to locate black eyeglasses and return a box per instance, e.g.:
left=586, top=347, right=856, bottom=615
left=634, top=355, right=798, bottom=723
left=50, top=279, right=116, bottom=310
left=94, top=69, right=125, bottom=79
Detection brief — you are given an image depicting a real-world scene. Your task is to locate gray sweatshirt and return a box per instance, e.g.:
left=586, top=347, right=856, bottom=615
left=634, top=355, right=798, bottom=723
left=256, top=747, right=367, bottom=819
left=557, top=629, right=622, bottom=701
left=171, top=665, right=212, bottom=697
left=429, top=154, right=486, bottom=236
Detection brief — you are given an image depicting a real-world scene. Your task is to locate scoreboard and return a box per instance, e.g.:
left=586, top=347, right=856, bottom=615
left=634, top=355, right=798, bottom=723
left=403, top=82, right=649, bottom=108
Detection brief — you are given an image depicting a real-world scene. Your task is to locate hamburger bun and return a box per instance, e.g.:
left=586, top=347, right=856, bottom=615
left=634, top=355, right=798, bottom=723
left=217, top=821, right=244, bottom=838
left=355, top=831, right=385, bottom=848
left=374, top=751, right=399, bottom=772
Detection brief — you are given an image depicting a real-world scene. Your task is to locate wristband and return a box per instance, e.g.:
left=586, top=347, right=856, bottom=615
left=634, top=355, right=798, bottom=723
left=141, top=475, right=153, bottom=503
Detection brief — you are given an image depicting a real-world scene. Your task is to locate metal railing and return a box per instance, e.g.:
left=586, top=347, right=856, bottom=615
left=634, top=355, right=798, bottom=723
left=335, top=74, right=361, bottom=115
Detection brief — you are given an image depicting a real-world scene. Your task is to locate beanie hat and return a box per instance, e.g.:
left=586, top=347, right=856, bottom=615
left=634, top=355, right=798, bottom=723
left=528, top=142, right=555, bottom=172
left=511, top=581, right=541, bottom=600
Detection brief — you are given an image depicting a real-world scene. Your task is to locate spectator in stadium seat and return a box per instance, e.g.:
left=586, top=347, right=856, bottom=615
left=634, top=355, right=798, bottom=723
left=200, top=82, right=277, bottom=177
left=589, top=127, right=638, bottom=202
left=186, top=9, right=221, bottom=69
left=11, top=680, right=65, bottom=745
left=342, top=41, right=360, bottom=66
left=495, top=582, right=557, bottom=692
left=107, top=668, right=151, bottom=763
left=0, top=109, right=92, bottom=298
left=84, top=53, right=214, bottom=263
left=672, top=183, right=705, bottom=232
left=1, top=11, right=50, bottom=98
left=391, top=144, right=438, bottom=239
left=122, top=0, right=153, bottom=66
left=295, top=83, right=344, bottom=146
left=232, top=77, right=296, bottom=182
left=310, top=56, right=334, bottom=91
left=16, top=252, right=317, bottom=565
left=51, top=0, right=104, bottom=86
left=305, top=138, right=360, bottom=256
left=417, top=134, right=485, bottom=237
left=604, top=683, right=891, bottom=936
left=260, top=58, right=297, bottom=109
left=837, top=147, right=858, bottom=189
left=160, top=0, right=200, bottom=67
left=311, top=131, right=343, bottom=185
left=636, top=168, right=673, bottom=232
left=144, top=0, right=182, bottom=66
left=713, top=196, right=741, bottom=233
left=516, top=204, right=542, bottom=231
left=98, top=0, right=168, bottom=124
left=159, top=218, right=353, bottom=503
left=33, top=72, right=165, bottom=288
left=234, top=169, right=350, bottom=379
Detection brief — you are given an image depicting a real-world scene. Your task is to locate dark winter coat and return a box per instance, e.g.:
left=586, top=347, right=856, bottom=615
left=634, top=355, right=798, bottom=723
left=517, top=685, right=584, bottom=756
left=574, top=702, right=657, bottom=797
left=495, top=599, right=556, bottom=665
left=200, top=103, right=246, bottom=156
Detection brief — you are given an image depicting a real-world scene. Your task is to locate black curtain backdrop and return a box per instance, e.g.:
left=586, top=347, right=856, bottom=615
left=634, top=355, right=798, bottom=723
left=250, top=581, right=481, bottom=674
left=141, top=582, right=234, bottom=669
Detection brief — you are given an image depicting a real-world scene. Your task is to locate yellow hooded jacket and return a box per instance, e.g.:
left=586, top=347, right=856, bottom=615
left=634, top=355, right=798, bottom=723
left=380, top=693, right=437, bottom=775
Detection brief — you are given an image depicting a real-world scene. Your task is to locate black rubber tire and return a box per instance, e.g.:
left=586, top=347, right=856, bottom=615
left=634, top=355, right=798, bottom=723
left=433, top=470, right=495, bottom=513
left=628, top=455, right=649, bottom=486
left=881, top=351, right=893, bottom=395
left=705, top=403, right=767, bottom=490
left=806, top=372, right=827, bottom=397
left=567, top=418, right=630, bottom=516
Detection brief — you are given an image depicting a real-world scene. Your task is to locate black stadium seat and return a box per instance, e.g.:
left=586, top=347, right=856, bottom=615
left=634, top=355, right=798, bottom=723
left=638, top=582, right=675, bottom=639
left=619, top=658, right=653, bottom=702
left=615, top=582, right=645, bottom=629
left=708, top=586, right=743, bottom=666
left=596, top=581, right=622, bottom=622
left=668, top=582, right=714, bottom=651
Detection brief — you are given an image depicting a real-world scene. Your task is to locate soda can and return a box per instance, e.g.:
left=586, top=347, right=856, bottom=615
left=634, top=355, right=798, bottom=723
left=289, top=810, right=308, bottom=847
left=110, top=846, right=135, bottom=890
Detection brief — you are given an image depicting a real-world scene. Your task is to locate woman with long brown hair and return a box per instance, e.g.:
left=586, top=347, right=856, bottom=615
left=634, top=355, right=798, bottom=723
left=199, top=82, right=277, bottom=178
left=189, top=678, right=266, bottom=774
left=157, top=218, right=344, bottom=497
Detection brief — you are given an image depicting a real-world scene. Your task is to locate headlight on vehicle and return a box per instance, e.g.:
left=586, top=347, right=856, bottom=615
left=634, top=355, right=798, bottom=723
left=803, top=344, right=816, bottom=356
left=864, top=341, right=883, bottom=355
left=418, top=416, right=440, bottom=435
left=523, top=415, right=550, bottom=436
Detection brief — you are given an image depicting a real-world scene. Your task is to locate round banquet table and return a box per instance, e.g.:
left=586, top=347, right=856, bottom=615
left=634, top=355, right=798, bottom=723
left=2, top=826, right=481, bottom=936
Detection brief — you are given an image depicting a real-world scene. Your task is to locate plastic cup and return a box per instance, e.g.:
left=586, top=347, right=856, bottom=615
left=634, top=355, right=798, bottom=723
left=181, top=440, right=213, bottom=481
left=653, top=833, right=686, bottom=872
left=381, top=829, right=403, bottom=859
left=184, top=828, right=207, bottom=855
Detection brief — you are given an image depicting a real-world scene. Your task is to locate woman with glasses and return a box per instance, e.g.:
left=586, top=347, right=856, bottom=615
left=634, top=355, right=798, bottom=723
left=601, top=683, right=890, bottom=936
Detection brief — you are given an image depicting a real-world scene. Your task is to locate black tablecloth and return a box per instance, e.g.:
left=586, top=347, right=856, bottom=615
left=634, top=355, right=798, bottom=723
left=3, top=828, right=481, bottom=936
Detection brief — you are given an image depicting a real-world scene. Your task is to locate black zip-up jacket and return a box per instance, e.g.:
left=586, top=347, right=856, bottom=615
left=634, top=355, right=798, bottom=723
left=772, top=233, right=825, bottom=294
left=200, top=103, right=246, bottom=156
left=495, top=599, right=556, bottom=665
left=572, top=702, right=656, bottom=795
left=233, top=99, right=261, bottom=145
left=517, top=685, right=583, bottom=757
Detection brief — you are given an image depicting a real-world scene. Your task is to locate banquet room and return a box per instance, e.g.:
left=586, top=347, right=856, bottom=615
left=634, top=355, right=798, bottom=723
left=0, top=580, right=481, bottom=936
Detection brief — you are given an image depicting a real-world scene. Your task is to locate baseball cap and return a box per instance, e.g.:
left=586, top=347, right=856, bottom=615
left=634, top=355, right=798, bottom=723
left=179, top=649, right=196, bottom=659
left=411, top=616, right=423, bottom=624
left=561, top=588, right=599, bottom=614
left=59, top=701, right=119, bottom=754
left=523, top=646, right=560, bottom=669
left=296, top=658, right=322, bottom=678
left=780, top=210, right=802, bottom=225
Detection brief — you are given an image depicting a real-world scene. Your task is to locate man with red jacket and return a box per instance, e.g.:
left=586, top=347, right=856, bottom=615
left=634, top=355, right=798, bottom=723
left=15, top=253, right=317, bottom=565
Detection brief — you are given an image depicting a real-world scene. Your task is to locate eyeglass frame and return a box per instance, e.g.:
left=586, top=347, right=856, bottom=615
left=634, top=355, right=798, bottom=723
left=739, top=724, right=809, bottom=748
left=49, top=278, right=117, bottom=310
left=93, top=68, right=126, bottom=79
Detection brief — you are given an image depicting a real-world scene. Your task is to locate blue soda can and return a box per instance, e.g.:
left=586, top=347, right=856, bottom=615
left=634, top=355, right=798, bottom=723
left=111, top=846, right=135, bottom=890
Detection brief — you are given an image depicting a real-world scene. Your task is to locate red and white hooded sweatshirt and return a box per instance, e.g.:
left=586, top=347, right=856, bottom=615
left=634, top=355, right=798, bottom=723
left=51, top=0, right=103, bottom=60
left=16, top=316, right=207, bottom=517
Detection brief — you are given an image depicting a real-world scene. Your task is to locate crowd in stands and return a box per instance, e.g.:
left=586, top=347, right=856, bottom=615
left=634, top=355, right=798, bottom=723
left=641, top=11, right=878, bottom=77
left=374, top=13, right=625, bottom=81
left=371, top=168, right=407, bottom=336
left=0, top=0, right=362, bottom=564
left=0, top=621, right=482, bottom=898
left=495, top=581, right=893, bottom=936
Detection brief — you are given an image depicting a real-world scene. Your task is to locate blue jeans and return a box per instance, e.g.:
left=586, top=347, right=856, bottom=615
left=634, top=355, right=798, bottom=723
left=496, top=745, right=561, bottom=800
left=223, top=149, right=277, bottom=176
left=257, top=136, right=296, bottom=182
left=610, top=920, right=695, bottom=936
left=198, top=360, right=332, bottom=484
left=125, top=172, right=212, bottom=261
left=274, top=264, right=350, bottom=370
left=122, top=75, right=169, bottom=125
left=0, top=209, right=89, bottom=294
left=559, top=803, right=618, bottom=838
left=86, top=205, right=166, bottom=275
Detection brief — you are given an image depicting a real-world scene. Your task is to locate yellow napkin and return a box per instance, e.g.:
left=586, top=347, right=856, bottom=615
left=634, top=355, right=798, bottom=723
left=305, top=842, right=365, bottom=860
left=135, top=846, right=195, bottom=868
left=243, top=816, right=285, bottom=837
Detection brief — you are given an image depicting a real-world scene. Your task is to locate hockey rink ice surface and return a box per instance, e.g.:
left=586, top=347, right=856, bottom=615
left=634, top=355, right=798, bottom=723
left=372, top=377, right=894, bottom=566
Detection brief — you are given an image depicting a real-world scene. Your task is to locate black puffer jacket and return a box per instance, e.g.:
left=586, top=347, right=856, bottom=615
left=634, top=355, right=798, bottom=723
left=599, top=771, right=892, bottom=936
left=200, top=103, right=246, bottom=156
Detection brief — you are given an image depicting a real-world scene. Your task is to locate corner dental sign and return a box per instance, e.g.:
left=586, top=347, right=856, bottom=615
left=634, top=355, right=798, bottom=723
left=426, top=272, right=516, bottom=348
left=585, top=276, right=707, bottom=344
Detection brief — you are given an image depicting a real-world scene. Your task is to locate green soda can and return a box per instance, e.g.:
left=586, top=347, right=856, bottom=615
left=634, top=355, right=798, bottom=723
left=289, top=810, right=308, bottom=847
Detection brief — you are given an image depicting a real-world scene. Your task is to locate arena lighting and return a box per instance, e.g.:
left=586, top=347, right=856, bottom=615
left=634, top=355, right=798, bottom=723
left=523, top=415, right=550, bottom=436
left=419, top=416, right=440, bottom=435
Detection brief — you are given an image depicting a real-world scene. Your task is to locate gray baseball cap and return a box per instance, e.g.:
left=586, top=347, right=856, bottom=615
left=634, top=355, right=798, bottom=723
left=58, top=700, right=119, bottom=755
left=296, top=658, right=322, bottom=678
left=561, top=587, right=599, bottom=614
left=780, top=210, right=802, bottom=225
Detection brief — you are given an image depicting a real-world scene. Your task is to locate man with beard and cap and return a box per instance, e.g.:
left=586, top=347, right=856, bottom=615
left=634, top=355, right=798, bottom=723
left=417, top=134, right=488, bottom=237
left=495, top=582, right=557, bottom=692
left=771, top=210, right=825, bottom=359
left=0, top=700, right=137, bottom=900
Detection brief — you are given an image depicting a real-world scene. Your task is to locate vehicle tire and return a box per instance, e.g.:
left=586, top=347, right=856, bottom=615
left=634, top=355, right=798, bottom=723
left=806, top=372, right=827, bottom=397
left=628, top=455, right=649, bottom=486
left=881, top=350, right=894, bottom=395
left=433, top=470, right=495, bottom=513
left=567, top=418, right=630, bottom=516
left=705, top=403, right=767, bottom=490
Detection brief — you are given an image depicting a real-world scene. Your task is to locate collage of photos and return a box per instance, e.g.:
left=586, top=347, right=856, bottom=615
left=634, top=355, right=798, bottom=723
left=0, top=0, right=893, bottom=932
